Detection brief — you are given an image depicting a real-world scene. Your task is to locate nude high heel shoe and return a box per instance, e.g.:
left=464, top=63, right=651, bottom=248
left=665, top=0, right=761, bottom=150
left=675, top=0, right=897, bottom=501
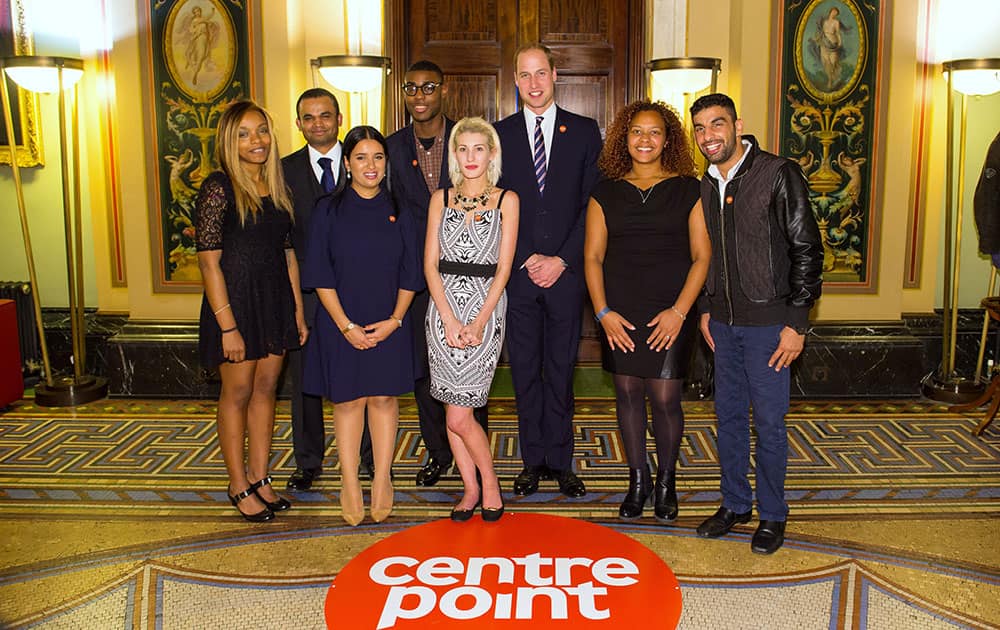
left=370, top=473, right=394, bottom=523
left=340, top=473, right=364, bottom=526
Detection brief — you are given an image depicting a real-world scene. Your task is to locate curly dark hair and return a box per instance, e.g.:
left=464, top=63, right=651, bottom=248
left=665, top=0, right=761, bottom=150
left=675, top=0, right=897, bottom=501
left=598, top=100, right=695, bottom=179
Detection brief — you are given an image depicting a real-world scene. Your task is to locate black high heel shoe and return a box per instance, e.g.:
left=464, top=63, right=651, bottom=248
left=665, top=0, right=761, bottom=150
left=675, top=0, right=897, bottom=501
left=249, top=475, right=292, bottom=512
left=481, top=496, right=505, bottom=522
left=619, top=466, right=653, bottom=520
left=229, top=487, right=275, bottom=523
left=451, top=507, right=476, bottom=522
left=653, top=468, right=678, bottom=523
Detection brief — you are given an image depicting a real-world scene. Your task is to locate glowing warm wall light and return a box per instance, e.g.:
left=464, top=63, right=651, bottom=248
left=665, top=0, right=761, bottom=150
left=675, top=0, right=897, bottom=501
left=935, top=0, right=1000, bottom=63
left=316, top=56, right=387, bottom=93
left=3, top=57, right=84, bottom=93
left=950, top=68, right=1000, bottom=96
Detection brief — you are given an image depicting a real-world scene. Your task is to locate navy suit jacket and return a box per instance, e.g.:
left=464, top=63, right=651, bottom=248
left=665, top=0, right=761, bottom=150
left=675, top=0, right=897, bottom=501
left=282, top=144, right=347, bottom=328
left=386, top=118, right=455, bottom=258
left=494, top=107, right=602, bottom=274
left=281, top=144, right=347, bottom=265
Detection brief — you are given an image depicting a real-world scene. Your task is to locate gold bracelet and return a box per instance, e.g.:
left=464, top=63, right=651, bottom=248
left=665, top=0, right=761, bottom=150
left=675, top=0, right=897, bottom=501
left=671, top=306, right=686, bottom=320
left=391, top=316, right=403, bottom=328
left=341, top=322, right=356, bottom=334
left=213, top=303, right=231, bottom=315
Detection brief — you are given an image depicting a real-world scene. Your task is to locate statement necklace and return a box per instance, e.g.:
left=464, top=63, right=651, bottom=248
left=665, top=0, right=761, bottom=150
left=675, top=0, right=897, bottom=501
left=454, top=186, right=493, bottom=212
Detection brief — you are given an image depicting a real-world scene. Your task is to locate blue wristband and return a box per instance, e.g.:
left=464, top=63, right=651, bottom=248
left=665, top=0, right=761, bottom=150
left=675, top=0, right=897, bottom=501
left=595, top=306, right=611, bottom=321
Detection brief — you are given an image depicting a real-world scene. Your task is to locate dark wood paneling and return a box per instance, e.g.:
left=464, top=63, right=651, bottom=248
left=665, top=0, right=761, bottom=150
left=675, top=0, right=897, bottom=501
left=443, top=74, right=499, bottom=121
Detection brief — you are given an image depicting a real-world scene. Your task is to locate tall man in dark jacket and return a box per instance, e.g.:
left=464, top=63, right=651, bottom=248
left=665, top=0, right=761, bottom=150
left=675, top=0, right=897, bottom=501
left=495, top=43, right=602, bottom=497
left=386, top=60, right=488, bottom=487
left=282, top=88, right=365, bottom=491
left=690, top=93, right=823, bottom=554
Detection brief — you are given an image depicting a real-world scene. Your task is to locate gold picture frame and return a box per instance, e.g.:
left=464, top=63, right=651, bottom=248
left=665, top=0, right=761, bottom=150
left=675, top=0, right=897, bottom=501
left=0, top=0, right=43, bottom=167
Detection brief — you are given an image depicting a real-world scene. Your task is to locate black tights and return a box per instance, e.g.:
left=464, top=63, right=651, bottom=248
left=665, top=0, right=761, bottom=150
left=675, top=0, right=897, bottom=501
left=613, top=374, right=684, bottom=472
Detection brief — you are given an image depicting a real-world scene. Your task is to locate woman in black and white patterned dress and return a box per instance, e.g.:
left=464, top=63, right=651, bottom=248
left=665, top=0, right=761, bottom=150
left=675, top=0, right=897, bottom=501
left=425, top=117, right=519, bottom=522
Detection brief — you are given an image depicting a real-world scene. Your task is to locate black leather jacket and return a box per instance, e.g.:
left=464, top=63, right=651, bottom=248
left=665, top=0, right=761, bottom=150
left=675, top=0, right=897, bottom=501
left=697, top=135, right=823, bottom=331
left=974, top=130, right=1000, bottom=255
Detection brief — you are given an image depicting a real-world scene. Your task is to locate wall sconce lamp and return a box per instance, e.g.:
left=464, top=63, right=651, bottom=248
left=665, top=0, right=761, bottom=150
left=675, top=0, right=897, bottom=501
left=922, top=57, right=1000, bottom=403
left=312, top=54, right=391, bottom=129
left=0, top=55, right=108, bottom=407
left=647, top=57, right=721, bottom=104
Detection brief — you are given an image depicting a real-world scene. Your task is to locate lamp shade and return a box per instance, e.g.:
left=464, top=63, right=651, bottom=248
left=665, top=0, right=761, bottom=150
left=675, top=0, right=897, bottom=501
left=648, top=57, right=721, bottom=95
left=315, top=55, right=390, bottom=93
left=943, top=58, right=1000, bottom=96
left=1, top=56, right=83, bottom=93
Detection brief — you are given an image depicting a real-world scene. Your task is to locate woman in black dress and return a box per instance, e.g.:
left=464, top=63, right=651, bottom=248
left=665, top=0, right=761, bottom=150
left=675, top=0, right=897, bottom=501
left=583, top=100, right=711, bottom=522
left=196, top=101, right=308, bottom=522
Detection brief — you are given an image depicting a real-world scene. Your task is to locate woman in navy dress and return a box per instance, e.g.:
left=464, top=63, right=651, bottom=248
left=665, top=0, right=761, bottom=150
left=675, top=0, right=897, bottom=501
left=584, top=100, right=711, bottom=523
left=196, top=101, right=307, bottom=522
left=303, top=126, right=422, bottom=526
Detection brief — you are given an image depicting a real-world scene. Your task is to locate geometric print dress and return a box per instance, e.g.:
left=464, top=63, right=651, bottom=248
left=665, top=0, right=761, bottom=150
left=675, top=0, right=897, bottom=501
left=426, top=190, right=508, bottom=408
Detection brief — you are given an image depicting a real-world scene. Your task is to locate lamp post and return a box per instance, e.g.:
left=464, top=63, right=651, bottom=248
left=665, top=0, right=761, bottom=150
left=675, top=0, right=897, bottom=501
left=0, top=55, right=108, bottom=407
left=922, top=57, right=1000, bottom=403
left=312, top=54, right=391, bottom=130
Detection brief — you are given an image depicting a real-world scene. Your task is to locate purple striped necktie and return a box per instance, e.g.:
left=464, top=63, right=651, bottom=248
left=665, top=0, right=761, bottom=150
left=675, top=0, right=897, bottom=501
left=533, top=115, right=547, bottom=194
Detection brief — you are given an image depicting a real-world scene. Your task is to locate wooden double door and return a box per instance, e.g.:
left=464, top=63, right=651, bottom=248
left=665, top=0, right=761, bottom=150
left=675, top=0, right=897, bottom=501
left=388, top=0, right=645, bottom=133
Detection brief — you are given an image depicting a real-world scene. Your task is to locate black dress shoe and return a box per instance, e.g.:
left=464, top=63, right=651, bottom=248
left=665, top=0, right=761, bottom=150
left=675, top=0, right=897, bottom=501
left=513, top=465, right=544, bottom=496
left=250, top=475, right=292, bottom=512
left=653, top=468, right=678, bottom=523
left=696, top=506, right=752, bottom=538
left=552, top=469, right=587, bottom=498
left=751, top=520, right=786, bottom=554
left=619, top=467, right=652, bottom=520
left=416, top=458, right=450, bottom=487
left=286, top=467, right=321, bottom=491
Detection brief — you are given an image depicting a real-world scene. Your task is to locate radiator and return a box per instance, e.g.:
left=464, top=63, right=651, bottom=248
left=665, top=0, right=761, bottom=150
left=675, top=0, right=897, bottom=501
left=0, top=282, right=42, bottom=376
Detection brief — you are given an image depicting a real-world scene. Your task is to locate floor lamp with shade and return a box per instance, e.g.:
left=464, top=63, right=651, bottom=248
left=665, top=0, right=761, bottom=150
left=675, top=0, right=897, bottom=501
left=0, top=55, right=108, bottom=407
left=312, top=54, right=391, bottom=131
left=922, top=57, right=1000, bottom=403
left=647, top=57, right=721, bottom=170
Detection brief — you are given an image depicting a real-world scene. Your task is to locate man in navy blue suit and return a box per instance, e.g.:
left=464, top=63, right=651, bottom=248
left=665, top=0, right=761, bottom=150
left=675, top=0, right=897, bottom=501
left=386, top=60, right=488, bottom=487
left=282, top=88, right=374, bottom=490
left=495, top=43, right=602, bottom=497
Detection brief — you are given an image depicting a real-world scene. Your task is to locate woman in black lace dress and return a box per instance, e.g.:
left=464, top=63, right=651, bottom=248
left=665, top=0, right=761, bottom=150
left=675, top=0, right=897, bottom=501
left=196, top=101, right=308, bottom=522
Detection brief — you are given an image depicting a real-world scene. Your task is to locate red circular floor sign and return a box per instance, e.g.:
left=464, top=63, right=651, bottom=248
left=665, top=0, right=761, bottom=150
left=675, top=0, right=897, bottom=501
left=325, top=512, right=682, bottom=628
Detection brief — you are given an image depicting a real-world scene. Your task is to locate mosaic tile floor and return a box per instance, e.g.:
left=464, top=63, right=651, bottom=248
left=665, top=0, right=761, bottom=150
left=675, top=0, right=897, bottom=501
left=1, top=397, right=998, bottom=628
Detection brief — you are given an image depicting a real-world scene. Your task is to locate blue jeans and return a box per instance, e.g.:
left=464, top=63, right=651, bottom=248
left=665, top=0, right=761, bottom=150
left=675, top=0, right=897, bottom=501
left=709, top=320, right=790, bottom=521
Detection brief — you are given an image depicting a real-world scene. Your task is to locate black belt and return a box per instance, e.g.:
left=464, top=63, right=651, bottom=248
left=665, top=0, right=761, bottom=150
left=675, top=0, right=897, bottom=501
left=438, top=259, right=496, bottom=278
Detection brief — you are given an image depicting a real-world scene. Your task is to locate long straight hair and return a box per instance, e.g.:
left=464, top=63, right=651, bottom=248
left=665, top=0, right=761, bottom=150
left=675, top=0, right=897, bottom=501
left=214, top=100, right=294, bottom=224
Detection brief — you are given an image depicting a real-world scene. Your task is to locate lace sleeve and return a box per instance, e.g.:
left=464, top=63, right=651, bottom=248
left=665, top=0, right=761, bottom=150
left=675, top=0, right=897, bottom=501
left=195, top=173, right=229, bottom=251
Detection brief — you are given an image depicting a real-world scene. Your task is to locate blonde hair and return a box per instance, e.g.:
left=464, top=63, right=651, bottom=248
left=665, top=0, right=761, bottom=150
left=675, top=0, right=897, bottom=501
left=447, top=117, right=502, bottom=189
left=214, top=100, right=294, bottom=224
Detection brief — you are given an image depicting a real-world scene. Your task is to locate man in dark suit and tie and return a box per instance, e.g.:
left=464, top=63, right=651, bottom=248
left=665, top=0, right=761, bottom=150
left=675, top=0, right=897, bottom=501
left=282, top=88, right=373, bottom=490
left=386, top=60, right=488, bottom=487
left=494, top=43, right=602, bottom=497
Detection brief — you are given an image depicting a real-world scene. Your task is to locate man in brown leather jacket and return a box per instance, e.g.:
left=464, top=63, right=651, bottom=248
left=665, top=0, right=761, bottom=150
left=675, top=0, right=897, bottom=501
left=689, top=93, right=823, bottom=554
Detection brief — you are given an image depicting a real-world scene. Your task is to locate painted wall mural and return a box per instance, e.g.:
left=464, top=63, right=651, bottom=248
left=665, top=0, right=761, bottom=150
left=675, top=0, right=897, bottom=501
left=773, top=0, right=888, bottom=291
left=143, top=0, right=253, bottom=291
